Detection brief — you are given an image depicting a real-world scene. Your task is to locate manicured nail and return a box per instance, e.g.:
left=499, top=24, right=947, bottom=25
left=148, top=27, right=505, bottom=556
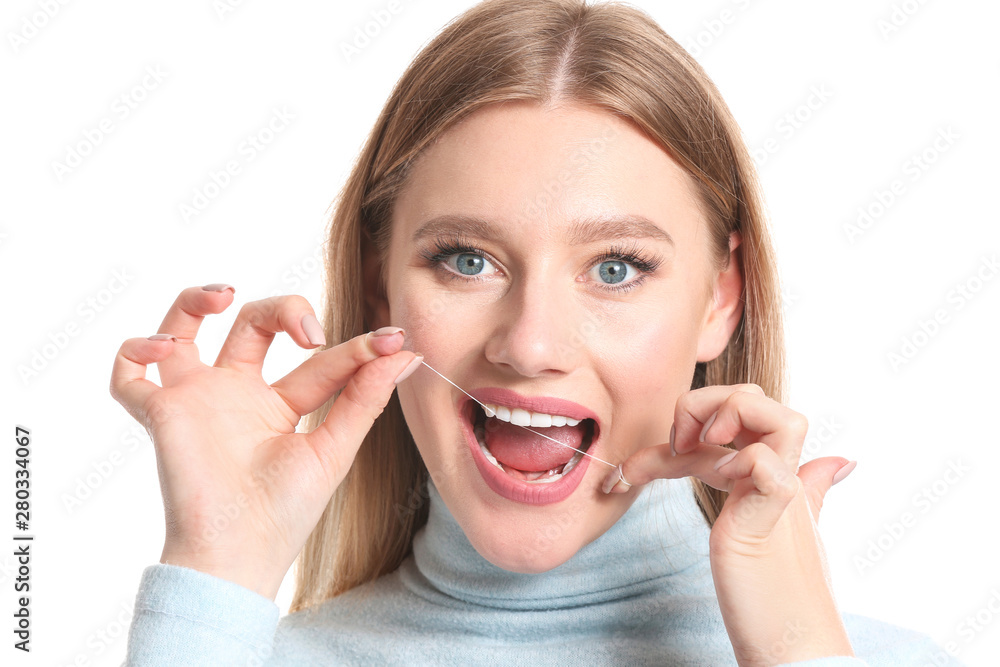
left=699, top=411, right=718, bottom=443
left=832, top=460, right=857, bottom=485
left=147, top=333, right=177, bottom=341
left=713, top=450, right=738, bottom=471
left=669, top=423, right=676, bottom=456
left=371, top=326, right=404, bottom=338
left=394, top=355, right=423, bottom=384
left=602, top=464, right=632, bottom=494
left=301, top=313, right=326, bottom=346
left=602, top=468, right=620, bottom=494
left=202, top=283, right=235, bottom=293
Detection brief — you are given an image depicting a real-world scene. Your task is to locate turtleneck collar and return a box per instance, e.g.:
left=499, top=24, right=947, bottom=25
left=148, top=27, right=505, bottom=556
left=408, top=477, right=715, bottom=611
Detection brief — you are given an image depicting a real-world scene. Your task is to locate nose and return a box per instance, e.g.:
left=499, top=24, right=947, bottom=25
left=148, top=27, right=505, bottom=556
left=483, top=274, right=587, bottom=378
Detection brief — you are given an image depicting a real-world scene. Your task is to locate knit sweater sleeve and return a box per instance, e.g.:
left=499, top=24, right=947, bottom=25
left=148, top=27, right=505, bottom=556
left=122, top=562, right=281, bottom=666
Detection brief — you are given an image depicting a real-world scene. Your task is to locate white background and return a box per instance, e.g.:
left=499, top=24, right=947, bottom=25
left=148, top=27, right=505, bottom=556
left=2, top=0, right=997, bottom=665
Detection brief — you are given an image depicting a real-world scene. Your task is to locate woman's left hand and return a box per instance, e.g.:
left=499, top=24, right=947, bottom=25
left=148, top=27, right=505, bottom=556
left=606, top=383, right=858, bottom=665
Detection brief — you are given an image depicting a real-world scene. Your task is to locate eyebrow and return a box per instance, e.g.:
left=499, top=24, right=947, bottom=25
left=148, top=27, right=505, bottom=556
left=411, top=213, right=674, bottom=246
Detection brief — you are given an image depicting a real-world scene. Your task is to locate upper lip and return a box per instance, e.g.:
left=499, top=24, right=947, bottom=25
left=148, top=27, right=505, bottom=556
left=465, top=387, right=600, bottom=426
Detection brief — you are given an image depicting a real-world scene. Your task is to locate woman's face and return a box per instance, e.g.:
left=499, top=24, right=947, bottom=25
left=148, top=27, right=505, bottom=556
left=368, top=100, right=742, bottom=572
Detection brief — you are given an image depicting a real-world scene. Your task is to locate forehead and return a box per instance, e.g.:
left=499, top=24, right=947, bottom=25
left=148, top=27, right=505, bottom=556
left=392, top=101, right=706, bottom=244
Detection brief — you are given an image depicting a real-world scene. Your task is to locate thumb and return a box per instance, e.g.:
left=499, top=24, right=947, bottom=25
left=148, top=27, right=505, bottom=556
left=307, top=351, right=422, bottom=479
left=797, top=457, right=856, bottom=523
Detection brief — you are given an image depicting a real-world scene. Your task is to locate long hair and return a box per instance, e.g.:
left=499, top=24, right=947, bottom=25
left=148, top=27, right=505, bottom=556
left=290, top=0, right=786, bottom=612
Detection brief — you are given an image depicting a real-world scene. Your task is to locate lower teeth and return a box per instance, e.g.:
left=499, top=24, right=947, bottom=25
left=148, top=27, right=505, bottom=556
left=474, top=423, right=585, bottom=484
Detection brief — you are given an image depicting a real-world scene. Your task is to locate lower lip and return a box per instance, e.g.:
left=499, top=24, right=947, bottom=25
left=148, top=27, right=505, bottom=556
left=459, top=400, right=595, bottom=505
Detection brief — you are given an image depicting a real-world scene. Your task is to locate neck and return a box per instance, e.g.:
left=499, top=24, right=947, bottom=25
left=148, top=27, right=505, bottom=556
left=410, top=477, right=714, bottom=611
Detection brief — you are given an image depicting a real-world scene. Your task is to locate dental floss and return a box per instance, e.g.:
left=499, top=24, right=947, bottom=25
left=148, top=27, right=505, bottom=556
left=418, top=359, right=620, bottom=471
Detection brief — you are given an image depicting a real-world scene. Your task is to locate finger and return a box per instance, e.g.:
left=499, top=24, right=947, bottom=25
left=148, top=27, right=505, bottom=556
left=797, top=457, right=855, bottom=523
left=713, top=442, right=800, bottom=536
left=304, top=350, right=422, bottom=475
left=672, top=383, right=767, bottom=456
left=155, top=284, right=237, bottom=378
left=214, top=295, right=326, bottom=372
left=110, top=336, right=176, bottom=425
left=604, top=441, right=737, bottom=494
left=695, top=390, right=809, bottom=468
left=270, top=328, right=406, bottom=416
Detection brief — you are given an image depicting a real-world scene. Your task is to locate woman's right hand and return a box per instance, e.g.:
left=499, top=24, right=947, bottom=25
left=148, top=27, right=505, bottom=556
left=109, top=285, right=421, bottom=600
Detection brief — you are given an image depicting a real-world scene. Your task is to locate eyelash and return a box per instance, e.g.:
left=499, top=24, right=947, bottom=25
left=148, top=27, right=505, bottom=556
left=418, top=235, right=664, bottom=294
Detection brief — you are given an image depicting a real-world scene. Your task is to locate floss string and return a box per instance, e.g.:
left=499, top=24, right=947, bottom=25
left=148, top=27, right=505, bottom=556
left=418, top=359, right=620, bottom=471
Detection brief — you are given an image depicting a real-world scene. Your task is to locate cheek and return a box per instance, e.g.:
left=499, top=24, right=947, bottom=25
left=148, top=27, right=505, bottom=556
left=388, top=282, right=486, bottom=463
left=392, top=284, right=482, bottom=359
left=596, top=298, right=701, bottom=388
left=591, top=297, right=704, bottom=447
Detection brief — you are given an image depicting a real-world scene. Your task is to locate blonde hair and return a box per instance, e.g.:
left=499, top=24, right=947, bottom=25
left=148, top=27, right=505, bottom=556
left=290, top=0, right=786, bottom=612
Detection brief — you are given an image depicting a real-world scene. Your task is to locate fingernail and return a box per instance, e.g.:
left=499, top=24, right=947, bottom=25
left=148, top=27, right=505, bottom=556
left=669, top=423, right=676, bottom=456
left=371, top=326, right=404, bottom=338
left=202, top=283, right=235, bottom=293
left=713, top=450, right=738, bottom=471
left=699, top=411, right=718, bottom=443
left=832, top=460, right=857, bottom=485
left=301, top=313, right=326, bottom=346
left=602, top=468, right=620, bottom=494
left=394, top=355, right=423, bottom=384
left=147, top=333, right=177, bottom=341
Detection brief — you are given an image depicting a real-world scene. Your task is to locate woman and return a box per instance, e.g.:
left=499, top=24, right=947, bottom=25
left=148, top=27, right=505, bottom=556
left=113, top=1, right=960, bottom=664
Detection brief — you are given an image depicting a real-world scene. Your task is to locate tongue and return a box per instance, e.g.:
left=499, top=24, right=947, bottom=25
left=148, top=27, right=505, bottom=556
left=483, top=418, right=586, bottom=472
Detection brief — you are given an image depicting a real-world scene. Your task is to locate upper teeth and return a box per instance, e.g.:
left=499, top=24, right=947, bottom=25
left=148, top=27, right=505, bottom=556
left=481, top=403, right=581, bottom=428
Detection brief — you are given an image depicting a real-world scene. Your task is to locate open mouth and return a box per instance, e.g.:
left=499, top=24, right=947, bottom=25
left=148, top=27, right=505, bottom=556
left=465, top=400, right=597, bottom=485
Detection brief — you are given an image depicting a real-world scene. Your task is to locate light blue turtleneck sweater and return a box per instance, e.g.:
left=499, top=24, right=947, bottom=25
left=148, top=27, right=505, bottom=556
left=122, top=477, right=962, bottom=665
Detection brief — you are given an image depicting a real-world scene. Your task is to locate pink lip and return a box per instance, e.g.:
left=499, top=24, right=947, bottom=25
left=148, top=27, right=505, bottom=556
left=457, top=388, right=601, bottom=505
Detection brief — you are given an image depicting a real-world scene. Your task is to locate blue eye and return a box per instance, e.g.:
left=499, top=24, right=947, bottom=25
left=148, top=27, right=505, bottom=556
left=447, top=252, right=497, bottom=276
left=421, top=238, right=660, bottom=294
left=590, top=259, right=637, bottom=285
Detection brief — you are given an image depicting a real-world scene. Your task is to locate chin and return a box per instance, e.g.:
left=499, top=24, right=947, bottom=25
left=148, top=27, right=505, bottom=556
left=463, top=514, right=591, bottom=573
